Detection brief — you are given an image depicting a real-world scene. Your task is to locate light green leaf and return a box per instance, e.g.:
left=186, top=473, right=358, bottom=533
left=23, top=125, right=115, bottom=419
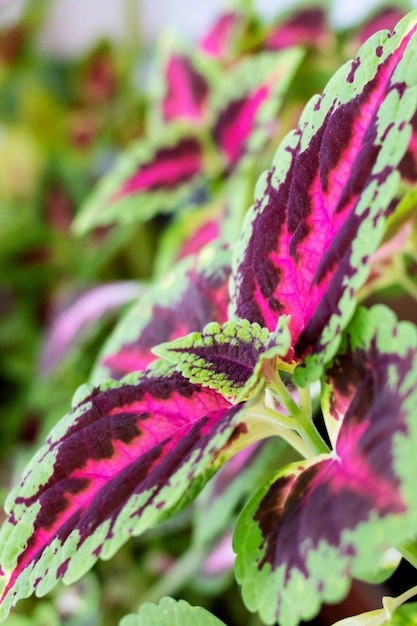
left=119, top=597, right=227, bottom=626
left=153, top=316, right=291, bottom=400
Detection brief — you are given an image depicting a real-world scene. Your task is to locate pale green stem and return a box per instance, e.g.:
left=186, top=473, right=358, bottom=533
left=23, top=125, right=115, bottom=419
left=266, top=368, right=302, bottom=417
left=298, top=385, right=312, bottom=422
left=358, top=252, right=417, bottom=304
left=243, top=408, right=312, bottom=459
left=272, top=425, right=313, bottom=459
left=386, top=254, right=417, bottom=304
left=251, top=400, right=296, bottom=429
left=390, top=584, right=417, bottom=607
left=383, top=583, right=417, bottom=617
left=266, top=368, right=330, bottom=457
left=294, top=408, right=330, bottom=457
left=124, top=0, right=141, bottom=58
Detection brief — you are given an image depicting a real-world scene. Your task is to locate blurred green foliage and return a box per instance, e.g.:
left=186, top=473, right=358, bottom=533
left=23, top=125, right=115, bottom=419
left=1, top=1, right=416, bottom=624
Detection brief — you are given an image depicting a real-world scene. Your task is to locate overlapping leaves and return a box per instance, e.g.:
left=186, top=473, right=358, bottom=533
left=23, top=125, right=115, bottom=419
left=154, top=317, right=290, bottom=400
left=230, top=11, right=417, bottom=384
left=74, top=47, right=303, bottom=233
left=3, top=7, right=417, bottom=626
left=90, top=244, right=231, bottom=383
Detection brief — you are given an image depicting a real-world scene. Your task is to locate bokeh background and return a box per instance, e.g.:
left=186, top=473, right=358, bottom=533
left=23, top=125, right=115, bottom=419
left=1, top=1, right=417, bottom=625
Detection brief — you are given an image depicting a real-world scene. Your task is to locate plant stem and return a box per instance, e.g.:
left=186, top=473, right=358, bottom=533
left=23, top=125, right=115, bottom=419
left=383, top=583, right=417, bottom=617
left=273, top=424, right=313, bottom=459
left=123, top=0, right=141, bottom=61
left=255, top=397, right=296, bottom=428
left=266, top=368, right=302, bottom=415
left=298, top=385, right=312, bottom=421
left=243, top=407, right=312, bottom=459
left=389, top=254, right=417, bottom=304
left=295, top=409, right=330, bottom=456
left=391, top=584, right=417, bottom=606
left=266, top=369, right=330, bottom=456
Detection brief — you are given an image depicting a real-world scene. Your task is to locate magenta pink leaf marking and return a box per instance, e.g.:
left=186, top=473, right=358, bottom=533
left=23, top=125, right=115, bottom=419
left=199, top=11, right=243, bottom=58
left=162, top=54, right=209, bottom=124
left=230, top=14, right=417, bottom=380
left=212, top=86, right=271, bottom=167
left=40, top=282, right=141, bottom=374
left=176, top=218, right=220, bottom=261
left=111, top=136, right=203, bottom=201
left=265, top=7, right=329, bottom=51
left=210, top=50, right=304, bottom=172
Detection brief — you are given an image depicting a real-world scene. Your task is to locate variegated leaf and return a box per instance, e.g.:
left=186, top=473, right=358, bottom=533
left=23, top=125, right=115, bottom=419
left=90, top=245, right=231, bottom=383
left=234, top=305, right=417, bottom=626
left=355, top=6, right=409, bottom=46
left=40, top=282, right=142, bottom=374
left=399, top=110, right=417, bottom=182
left=199, top=10, right=247, bottom=59
left=0, top=363, right=247, bottom=621
left=153, top=204, right=221, bottom=277
left=147, top=41, right=221, bottom=133
left=73, top=128, right=212, bottom=234
left=265, top=6, right=330, bottom=51
left=161, top=53, right=210, bottom=125
left=74, top=47, right=303, bottom=235
left=210, top=49, right=304, bottom=170
left=230, top=11, right=417, bottom=385
left=154, top=317, right=290, bottom=400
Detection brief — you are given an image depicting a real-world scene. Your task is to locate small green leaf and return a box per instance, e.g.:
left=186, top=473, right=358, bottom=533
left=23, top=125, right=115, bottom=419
left=119, top=597, right=228, bottom=626
left=153, top=317, right=291, bottom=400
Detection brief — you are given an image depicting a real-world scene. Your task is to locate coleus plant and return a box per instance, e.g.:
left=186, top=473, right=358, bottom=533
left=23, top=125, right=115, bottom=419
left=3, top=5, right=417, bottom=626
